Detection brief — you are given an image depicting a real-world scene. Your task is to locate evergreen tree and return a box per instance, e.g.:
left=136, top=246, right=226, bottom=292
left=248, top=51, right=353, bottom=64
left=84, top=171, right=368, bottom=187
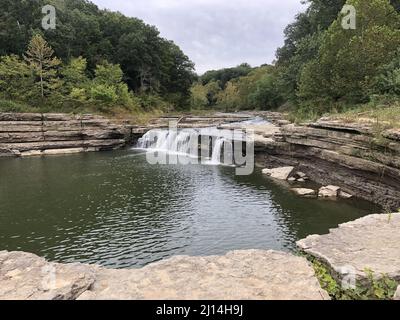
left=24, top=34, right=61, bottom=98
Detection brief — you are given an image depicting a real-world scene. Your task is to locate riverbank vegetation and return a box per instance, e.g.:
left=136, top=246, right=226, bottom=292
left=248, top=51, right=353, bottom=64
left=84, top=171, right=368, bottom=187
left=190, top=0, right=400, bottom=128
left=0, top=0, right=195, bottom=115
left=1, top=0, right=400, bottom=127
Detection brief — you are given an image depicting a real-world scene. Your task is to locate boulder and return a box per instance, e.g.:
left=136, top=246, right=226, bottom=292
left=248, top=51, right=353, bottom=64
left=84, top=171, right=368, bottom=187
left=319, top=185, right=341, bottom=198
left=297, top=214, right=400, bottom=284
left=0, top=251, right=96, bottom=300
left=294, top=171, right=307, bottom=179
left=262, top=166, right=294, bottom=180
left=292, top=188, right=316, bottom=197
left=339, top=190, right=353, bottom=199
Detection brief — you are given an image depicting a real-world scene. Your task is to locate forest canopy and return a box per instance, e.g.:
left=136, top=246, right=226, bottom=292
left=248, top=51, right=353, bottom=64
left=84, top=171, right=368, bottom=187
left=1, top=0, right=400, bottom=117
left=190, top=0, right=400, bottom=118
left=0, top=0, right=196, bottom=113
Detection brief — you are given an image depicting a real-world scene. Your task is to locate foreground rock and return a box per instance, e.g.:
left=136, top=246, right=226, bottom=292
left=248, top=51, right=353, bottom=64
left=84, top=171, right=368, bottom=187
left=0, top=251, right=95, bottom=300
left=262, top=166, right=294, bottom=180
left=0, top=250, right=329, bottom=300
left=395, top=286, right=400, bottom=300
left=297, top=214, right=400, bottom=284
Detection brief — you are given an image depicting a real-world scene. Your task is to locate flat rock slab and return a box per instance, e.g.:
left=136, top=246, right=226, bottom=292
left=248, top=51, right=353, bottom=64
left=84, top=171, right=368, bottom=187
left=297, top=214, right=400, bottom=282
left=292, top=188, right=316, bottom=197
left=0, top=250, right=329, bottom=300
left=0, top=251, right=96, bottom=300
left=79, top=250, right=328, bottom=300
left=262, top=166, right=294, bottom=180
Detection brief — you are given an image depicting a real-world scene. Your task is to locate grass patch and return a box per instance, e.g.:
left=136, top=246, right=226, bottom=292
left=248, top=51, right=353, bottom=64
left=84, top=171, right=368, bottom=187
left=310, top=257, right=398, bottom=300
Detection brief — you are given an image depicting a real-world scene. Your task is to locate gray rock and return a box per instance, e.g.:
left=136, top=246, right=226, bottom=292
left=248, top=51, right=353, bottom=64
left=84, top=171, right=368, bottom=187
left=0, top=251, right=96, bottom=300
left=292, top=188, right=316, bottom=197
left=262, top=166, right=295, bottom=180
left=0, top=113, right=127, bottom=157
left=79, top=250, right=329, bottom=300
left=297, top=214, right=400, bottom=283
left=0, top=250, right=329, bottom=300
left=319, top=185, right=341, bottom=198
left=394, top=286, right=400, bottom=300
left=295, top=171, right=307, bottom=179
left=339, top=190, right=353, bottom=199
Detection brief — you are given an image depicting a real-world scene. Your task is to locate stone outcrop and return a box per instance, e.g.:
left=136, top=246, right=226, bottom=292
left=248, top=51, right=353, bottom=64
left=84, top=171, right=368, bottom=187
left=262, top=166, right=294, bottom=180
left=0, top=251, right=95, bottom=300
left=318, top=185, right=341, bottom=198
left=0, top=250, right=329, bottom=300
left=297, top=214, right=400, bottom=284
left=292, top=188, right=317, bottom=197
left=0, top=113, right=127, bottom=157
left=254, top=116, right=400, bottom=209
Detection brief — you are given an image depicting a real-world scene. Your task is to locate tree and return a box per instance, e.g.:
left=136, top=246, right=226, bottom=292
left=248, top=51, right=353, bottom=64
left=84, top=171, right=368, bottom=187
left=24, top=34, right=61, bottom=98
left=0, top=54, right=32, bottom=100
left=190, top=83, right=208, bottom=109
left=249, top=73, right=283, bottom=110
left=298, top=0, right=400, bottom=104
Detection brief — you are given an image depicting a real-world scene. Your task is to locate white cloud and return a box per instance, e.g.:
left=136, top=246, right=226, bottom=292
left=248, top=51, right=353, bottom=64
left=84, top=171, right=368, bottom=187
left=91, top=0, right=306, bottom=74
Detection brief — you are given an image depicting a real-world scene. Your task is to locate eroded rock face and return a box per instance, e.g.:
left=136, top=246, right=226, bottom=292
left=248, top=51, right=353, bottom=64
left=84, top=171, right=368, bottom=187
left=0, top=250, right=329, bottom=300
left=297, top=214, right=400, bottom=283
left=0, top=251, right=96, bottom=300
left=0, top=113, right=127, bottom=157
left=262, top=166, right=294, bottom=180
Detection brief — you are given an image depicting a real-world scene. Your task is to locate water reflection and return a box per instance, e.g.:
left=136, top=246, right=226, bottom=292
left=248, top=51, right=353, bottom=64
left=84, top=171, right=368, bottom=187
left=0, top=150, right=378, bottom=268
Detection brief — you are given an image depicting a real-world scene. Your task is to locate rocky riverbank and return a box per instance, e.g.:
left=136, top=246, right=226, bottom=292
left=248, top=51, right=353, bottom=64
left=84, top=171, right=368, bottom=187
left=1, top=213, right=399, bottom=300
left=0, top=113, right=128, bottom=157
left=248, top=116, right=400, bottom=210
left=0, top=250, right=328, bottom=300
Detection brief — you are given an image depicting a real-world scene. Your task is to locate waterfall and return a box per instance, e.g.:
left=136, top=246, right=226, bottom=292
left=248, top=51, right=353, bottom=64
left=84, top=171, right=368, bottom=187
left=137, top=129, right=199, bottom=158
left=136, top=128, right=234, bottom=165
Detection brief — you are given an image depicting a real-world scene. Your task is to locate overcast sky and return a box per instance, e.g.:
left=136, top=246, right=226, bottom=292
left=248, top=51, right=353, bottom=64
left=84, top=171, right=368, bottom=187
left=91, top=0, right=306, bottom=74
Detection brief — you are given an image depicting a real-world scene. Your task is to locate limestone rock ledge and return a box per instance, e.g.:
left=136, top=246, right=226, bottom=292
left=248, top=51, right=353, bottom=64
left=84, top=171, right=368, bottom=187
left=297, top=214, right=400, bottom=283
left=0, top=250, right=329, bottom=300
left=0, top=113, right=127, bottom=157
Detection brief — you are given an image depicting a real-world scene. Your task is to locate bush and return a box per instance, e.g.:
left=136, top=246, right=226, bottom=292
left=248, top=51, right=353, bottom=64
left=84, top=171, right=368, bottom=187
left=0, top=99, right=31, bottom=112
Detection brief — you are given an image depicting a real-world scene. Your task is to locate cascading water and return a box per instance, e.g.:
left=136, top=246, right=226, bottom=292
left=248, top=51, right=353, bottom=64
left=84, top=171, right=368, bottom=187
left=136, top=128, right=234, bottom=165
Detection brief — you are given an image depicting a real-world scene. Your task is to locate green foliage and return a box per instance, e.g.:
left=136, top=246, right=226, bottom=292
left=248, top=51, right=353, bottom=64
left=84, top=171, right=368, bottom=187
left=24, top=34, right=62, bottom=98
left=312, top=258, right=398, bottom=300
left=0, top=0, right=195, bottom=110
left=0, top=99, right=31, bottom=113
left=248, top=73, right=284, bottom=110
left=0, top=54, right=32, bottom=100
left=201, top=63, right=252, bottom=88
left=374, top=51, right=400, bottom=95
left=298, top=0, right=400, bottom=106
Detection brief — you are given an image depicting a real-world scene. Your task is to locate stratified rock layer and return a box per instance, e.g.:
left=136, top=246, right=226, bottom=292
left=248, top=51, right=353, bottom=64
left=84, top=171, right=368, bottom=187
left=297, top=214, right=400, bottom=283
left=254, top=117, right=400, bottom=210
left=0, top=250, right=329, bottom=300
left=0, top=113, right=127, bottom=156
